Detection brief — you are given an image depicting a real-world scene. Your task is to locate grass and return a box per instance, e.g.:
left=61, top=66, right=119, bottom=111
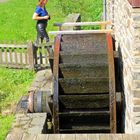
left=0, top=115, right=14, bottom=140
left=0, top=0, right=103, bottom=43
left=0, top=67, right=35, bottom=110
left=0, top=0, right=103, bottom=139
left=0, top=67, right=35, bottom=140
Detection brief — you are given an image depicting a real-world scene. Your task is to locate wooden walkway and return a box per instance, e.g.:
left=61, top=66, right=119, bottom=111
left=6, top=134, right=140, bottom=140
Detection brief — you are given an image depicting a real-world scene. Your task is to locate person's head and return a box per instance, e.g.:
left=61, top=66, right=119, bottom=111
left=38, top=0, right=48, bottom=7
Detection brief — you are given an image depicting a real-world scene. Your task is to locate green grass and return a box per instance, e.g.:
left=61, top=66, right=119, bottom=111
left=0, top=67, right=35, bottom=139
left=0, top=0, right=102, bottom=43
left=0, top=115, right=14, bottom=140
left=0, top=0, right=103, bottom=139
left=0, top=67, right=35, bottom=110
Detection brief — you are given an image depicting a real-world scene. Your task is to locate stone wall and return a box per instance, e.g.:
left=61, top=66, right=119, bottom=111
left=107, top=0, right=140, bottom=133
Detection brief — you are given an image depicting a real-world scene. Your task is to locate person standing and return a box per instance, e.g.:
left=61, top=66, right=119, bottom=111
left=32, top=0, right=50, bottom=45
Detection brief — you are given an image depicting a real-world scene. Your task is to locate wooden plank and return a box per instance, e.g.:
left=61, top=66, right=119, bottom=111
left=87, top=134, right=99, bottom=140
left=48, top=134, right=61, bottom=140
left=39, top=47, right=43, bottom=64
left=99, top=134, right=109, bottom=140
left=44, top=46, right=48, bottom=65
left=6, top=132, right=23, bottom=140
left=137, top=134, right=140, bottom=140
left=54, top=21, right=112, bottom=27
left=59, top=78, right=109, bottom=94
left=9, top=48, right=12, bottom=63
left=49, top=29, right=112, bottom=35
left=59, top=94, right=109, bottom=109
left=122, top=134, right=138, bottom=140
left=27, top=42, right=34, bottom=69
left=19, top=48, right=23, bottom=65
left=61, top=134, right=75, bottom=140
left=22, top=133, right=37, bottom=140
left=76, top=134, right=88, bottom=140
left=36, top=134, right=49, bottom=140
left=0, top=44, right=27, bottom=48
left=24, top=48, right=28, bottom=65
left=111, top=134, right=122, bottom=140
left=4, top=48, right=7, bottom=64
left=14, top=48, right=18, bottom=65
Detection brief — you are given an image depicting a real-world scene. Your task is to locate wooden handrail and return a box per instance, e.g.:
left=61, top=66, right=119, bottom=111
left=0, top=44, right=27, bottom=48
left=49, top=29, right=113, bottom=35
left=54, top=21, right=112, bottom=27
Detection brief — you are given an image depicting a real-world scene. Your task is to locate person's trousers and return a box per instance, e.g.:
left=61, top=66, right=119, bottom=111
left=36, top=23, right=49, bottom=45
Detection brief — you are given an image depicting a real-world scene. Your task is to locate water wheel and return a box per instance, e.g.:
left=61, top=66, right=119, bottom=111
left=53, top=33, right=116, bottom=133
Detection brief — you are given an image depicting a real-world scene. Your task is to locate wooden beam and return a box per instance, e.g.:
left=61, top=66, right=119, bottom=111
left=54, top=21, right=112, bottom=27
left=49, top=29, right=113, bottom=35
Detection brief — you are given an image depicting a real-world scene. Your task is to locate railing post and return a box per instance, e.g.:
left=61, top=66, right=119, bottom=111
left=27, top=42, right=34, bottom=70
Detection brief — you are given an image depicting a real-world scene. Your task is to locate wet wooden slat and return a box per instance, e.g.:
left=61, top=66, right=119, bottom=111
left=59, top=78, right=109, bottom=94
left=59, top=94, right=109, bottom=109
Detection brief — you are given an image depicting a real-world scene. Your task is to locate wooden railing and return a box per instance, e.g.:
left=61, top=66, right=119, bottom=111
left=0, top=43, right=34, bottom=69
left=50, top=21, right=112, bottom=35
left=33, top=43, right=50, bottom=70
left=0, top=42, right=50, bottom=70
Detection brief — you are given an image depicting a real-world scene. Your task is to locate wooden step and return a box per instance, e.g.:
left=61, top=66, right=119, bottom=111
left=59, top=110, right=110, bottom=116
left=59, top=78, right=109, bottom=94
left=59, top=125, right=110, bottom=133
left=60, top=42, right=107, bottom=54
left=59, top=94, right=109, bottom=109
left=59, top=111, right=110, bottom=123
left=61, top=34, right=106, bottom=48
left=59, top=63, right=108, bottom=78
left=59, top=52, right=108, bottom=64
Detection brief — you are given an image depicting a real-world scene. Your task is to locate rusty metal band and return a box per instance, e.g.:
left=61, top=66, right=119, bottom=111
left=37, top=91, right=42, bottom=112
left=53, top=35, right=61, bottom=133
left=106, top=33, right=116, bottom=133
left=28, top=91, right=34, bottom=112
